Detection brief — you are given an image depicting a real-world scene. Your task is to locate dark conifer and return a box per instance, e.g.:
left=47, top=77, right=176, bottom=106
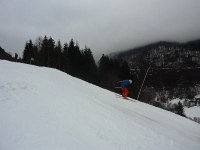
left=119, top=61, right=130, bottom=80
left=62, top=43, right=69, bottom=72
left=40, top=36, right=48, bottom=66
left=22, top=40, right=33, bottom=64
left=175, top=102, right=186, bottom=117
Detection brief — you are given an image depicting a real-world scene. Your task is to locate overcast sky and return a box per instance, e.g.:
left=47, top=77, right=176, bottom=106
left=1, top=0, right=200, bottom=61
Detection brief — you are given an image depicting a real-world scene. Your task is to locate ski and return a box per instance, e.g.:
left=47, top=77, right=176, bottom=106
left=115, top=94, right=137, bottom=102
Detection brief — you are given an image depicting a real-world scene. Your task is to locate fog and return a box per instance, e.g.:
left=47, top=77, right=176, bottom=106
left=0, top=0, right=200, bottom=61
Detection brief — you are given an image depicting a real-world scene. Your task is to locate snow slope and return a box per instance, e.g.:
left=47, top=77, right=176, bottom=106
left=0, top=60, right=200, bottom=150
left=185, top=106, right=200, bottom=118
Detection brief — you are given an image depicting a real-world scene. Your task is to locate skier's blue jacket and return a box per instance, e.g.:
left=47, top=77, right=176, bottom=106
left=121, top=80, right=131, bottom=88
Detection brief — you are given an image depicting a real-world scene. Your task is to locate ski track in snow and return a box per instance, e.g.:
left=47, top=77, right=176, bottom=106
left=0, top=60, right=200, bottom=150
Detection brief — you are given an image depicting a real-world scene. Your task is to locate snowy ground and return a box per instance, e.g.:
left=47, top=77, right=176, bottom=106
left=0, top=60, right=200, bottom=150
left=185, top=106, right=200, bottom=118
left=170, top=98, right=200, bottom=118
left=169, top=98, right=184, bottom=104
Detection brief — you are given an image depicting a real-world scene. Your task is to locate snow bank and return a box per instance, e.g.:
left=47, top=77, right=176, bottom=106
left=169, top=98, right=185, bottom=104
left=185, top=106, right=200, bottom=118
left=195, top=94, right=200, bottom=99
left=0, top=60, right=200, bottom=150
left=169, top=98, right=181, bottom=104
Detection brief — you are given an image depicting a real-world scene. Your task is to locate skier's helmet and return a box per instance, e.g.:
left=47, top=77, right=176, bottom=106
left=129, top=80, right=132, bottom=84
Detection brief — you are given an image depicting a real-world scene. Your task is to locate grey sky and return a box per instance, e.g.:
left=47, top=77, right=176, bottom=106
left=0, top=0, right=200, bottom=61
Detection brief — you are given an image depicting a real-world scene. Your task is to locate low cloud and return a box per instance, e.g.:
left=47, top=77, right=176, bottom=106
left=1, top=0, right=200, bottom=61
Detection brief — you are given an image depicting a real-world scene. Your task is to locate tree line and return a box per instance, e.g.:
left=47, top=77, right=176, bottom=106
left=1, top=37, right=191, bottom=118
left=0, top=46, right=13, bottom=61
left=22, top=36, right=99, bottom=84
left=19, top=36, right=138, bottom=97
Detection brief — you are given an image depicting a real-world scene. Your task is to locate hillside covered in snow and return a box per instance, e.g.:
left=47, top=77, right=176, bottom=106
left=0, top=60, right=200, bottom=150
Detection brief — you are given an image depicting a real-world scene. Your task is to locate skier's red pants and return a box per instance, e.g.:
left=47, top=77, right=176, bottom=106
left=122, top=87, right=129, bottom=98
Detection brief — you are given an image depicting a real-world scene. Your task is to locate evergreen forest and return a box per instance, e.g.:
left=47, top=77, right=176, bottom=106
left=0, top=36, right=136, bottom=97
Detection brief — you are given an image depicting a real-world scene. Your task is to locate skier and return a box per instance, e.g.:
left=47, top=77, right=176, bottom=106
left=119, top=80, right=132, bottom=99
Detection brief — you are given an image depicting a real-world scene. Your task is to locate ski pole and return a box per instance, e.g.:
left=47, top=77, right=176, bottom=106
left=137, top=66, right=151, bottom=100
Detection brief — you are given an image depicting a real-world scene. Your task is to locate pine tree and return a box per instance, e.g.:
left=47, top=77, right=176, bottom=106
left=175, top=102, right=186, bottom=117
left=62, top=43, right=69, bottom=72
left=82, top=46, right=98, bottom=84
left=40, top=36, right=48, bottom=66
left=48, top=37, right=55, bottom=67
left=98, top=54, right=120, bottom=90
left=34, top=36, right=43, bottom=52
left=54, top=40, right=62, bottom=69
left=22, top=40, right=34, bottom=64
left=34, top=36, right=43, bottom=66
left=119, top=61, right=130, bottom=80
left=22, top=42, right=29, bottom=63
left=67, top=39, right=82, bottom=76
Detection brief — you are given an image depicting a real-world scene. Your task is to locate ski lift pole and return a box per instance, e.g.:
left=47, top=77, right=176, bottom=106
left=137, top=66, right=151, bottom=100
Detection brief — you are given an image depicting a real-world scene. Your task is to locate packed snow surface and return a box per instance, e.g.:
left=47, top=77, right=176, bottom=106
left=185, top=106, right=200, bottom=118
left=0, top=60, right=200, bottom=150
left=195, top=94, right=200, bottom=98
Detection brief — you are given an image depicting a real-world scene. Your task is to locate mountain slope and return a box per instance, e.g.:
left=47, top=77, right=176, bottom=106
left=0, top=60, right=200, bottom=150
left=109, top=40, right=200, bottom=68
left=108, top=40, right=200, bottom=100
